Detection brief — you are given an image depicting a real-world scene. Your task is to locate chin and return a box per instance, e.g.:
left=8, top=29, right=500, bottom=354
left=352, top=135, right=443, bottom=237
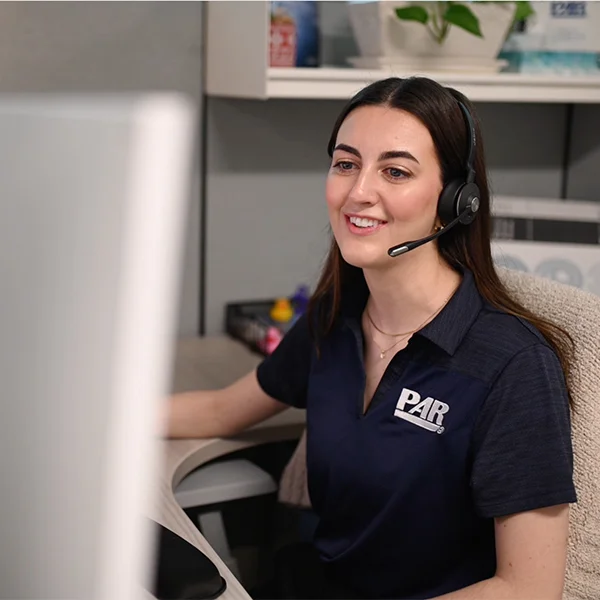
left=337, top=239, right=390, bottom=271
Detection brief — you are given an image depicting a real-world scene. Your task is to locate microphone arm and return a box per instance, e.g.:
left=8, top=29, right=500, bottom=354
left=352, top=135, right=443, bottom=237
left=387, top=208, right=468, bottom=258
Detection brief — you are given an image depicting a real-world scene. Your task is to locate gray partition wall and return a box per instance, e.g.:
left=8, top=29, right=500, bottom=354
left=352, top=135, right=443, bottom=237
left=204, top=98, right=336, bottom=335
left=567, top=105, right=600, bottom=200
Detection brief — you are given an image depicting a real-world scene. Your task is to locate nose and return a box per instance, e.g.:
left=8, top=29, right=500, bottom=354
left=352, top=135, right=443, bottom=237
left=347, top=168, right=379, bottom=207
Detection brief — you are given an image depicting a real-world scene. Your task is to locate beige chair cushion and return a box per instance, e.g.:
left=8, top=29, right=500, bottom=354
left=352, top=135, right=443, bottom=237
left=277, top=268, right=600, bottom=599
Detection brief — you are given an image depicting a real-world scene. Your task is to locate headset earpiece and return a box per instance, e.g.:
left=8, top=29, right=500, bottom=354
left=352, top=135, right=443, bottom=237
left=435, top=100, right=481, bottom=228
left=437, top=179, right=464, bottom=226
left=437, top=179, right=480, bottom=226
left=456, top=182, right=480, bottom=224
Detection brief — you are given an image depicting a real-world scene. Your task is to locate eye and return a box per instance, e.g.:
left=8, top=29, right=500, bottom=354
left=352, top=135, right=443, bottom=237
left=383, top=167, right=409, bottom=181
left=333, top=160, right=356, bottom=173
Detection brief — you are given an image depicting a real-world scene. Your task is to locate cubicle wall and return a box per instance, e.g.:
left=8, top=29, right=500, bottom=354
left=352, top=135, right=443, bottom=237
left=568, top=105, right=600, bottom=200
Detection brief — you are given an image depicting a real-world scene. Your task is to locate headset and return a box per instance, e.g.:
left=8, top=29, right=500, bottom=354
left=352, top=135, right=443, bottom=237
left=388, top=101, right=481, bottom=258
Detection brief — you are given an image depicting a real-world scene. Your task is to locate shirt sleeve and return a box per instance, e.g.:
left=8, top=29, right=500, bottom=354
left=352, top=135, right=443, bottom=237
left=255, top=313, right=313, bottom=409
left=470, top=343, right=577, bottom=519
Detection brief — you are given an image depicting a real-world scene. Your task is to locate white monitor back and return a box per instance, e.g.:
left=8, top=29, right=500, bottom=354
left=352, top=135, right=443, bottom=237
left=0, top=96, right=195, bottom=599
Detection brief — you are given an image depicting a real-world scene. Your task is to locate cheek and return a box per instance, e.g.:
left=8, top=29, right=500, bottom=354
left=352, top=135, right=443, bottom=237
left=388, top=179, right=441, bottom=221
left=325, top=174, right=345, bottom=211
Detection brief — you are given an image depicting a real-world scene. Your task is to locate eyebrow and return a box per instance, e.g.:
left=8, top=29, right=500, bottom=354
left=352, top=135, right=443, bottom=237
left=333, top=143, right=419, bottom=164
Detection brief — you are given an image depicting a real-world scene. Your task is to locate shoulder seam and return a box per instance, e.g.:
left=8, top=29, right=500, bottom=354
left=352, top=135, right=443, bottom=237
left=479, top=303, right=548, bottom=347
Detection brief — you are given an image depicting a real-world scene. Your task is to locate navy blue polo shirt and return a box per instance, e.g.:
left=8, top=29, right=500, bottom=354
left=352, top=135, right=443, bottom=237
left=256, top=269, right=576, bottom=599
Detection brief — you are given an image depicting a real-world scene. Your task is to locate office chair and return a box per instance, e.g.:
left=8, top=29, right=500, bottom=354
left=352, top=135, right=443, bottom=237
left=277, top=268, right=600, bottom=600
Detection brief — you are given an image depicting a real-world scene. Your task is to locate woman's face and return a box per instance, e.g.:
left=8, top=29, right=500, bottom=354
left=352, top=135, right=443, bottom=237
left=326, top=105, right=443, bottom=271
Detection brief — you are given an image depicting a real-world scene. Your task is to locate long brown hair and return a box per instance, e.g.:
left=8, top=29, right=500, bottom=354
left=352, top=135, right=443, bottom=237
left=308, top=77, right=573, bottom=396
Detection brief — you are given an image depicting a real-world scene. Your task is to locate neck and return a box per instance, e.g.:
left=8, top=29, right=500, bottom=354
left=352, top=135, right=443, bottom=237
left=363, top=248, right=461, bottom=334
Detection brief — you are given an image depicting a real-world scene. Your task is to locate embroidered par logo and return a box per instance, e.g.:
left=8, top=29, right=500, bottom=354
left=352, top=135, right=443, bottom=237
left=394, top=388, right=448, bottom=434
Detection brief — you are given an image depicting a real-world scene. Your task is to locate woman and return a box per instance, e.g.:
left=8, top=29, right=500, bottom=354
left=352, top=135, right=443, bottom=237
left=167, top=77, right=576, bottom=600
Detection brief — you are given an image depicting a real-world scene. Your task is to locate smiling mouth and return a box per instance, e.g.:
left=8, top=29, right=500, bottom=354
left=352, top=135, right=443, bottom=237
left=346, top=215, right=387, bottom=234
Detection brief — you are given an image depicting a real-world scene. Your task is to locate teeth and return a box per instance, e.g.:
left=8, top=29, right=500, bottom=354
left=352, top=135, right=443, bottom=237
left=349, top=216, right=383, bottom=228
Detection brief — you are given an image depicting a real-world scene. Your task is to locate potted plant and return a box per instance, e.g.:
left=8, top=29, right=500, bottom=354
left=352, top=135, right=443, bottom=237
left=347, top=1, right=534, bottom=72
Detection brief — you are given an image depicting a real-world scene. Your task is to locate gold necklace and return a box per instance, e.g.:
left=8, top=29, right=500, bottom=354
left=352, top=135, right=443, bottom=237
left=366, top=290, right=455, bottom=338
left=366, top=308, right=428, bottom=338
left=366, top=290, right=455, bottom=359
left=372, top=334, right=411, bottom=360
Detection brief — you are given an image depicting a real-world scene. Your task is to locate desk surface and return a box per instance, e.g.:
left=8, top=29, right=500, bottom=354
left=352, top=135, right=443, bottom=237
left=146, top=336, right=306, bottom=600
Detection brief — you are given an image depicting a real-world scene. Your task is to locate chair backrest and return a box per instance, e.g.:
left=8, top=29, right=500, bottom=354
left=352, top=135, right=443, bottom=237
left=278, top=268, right=600, bottom=600
left=499, top=268, right=600, bottom=600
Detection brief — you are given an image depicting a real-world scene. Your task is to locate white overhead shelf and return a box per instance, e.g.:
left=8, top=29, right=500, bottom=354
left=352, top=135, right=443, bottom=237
left=264, top=68, right=600, bottom=103
left=205, top=1, right=600, bottom=104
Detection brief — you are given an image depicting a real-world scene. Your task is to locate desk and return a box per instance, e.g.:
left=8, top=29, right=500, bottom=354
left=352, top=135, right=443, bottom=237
left=146, top=336, right=306, bottom=600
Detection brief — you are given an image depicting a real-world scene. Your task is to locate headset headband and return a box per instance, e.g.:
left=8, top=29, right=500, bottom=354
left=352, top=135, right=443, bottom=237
left=457, top=101, right=476, bottom=185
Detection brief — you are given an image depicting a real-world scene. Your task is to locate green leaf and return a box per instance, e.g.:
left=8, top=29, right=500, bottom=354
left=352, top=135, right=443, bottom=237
left=514, top=1, right=535, bottom=22
left=443, top=3, right=482, bottom=37
left=395, top=6, right=429, bottom=24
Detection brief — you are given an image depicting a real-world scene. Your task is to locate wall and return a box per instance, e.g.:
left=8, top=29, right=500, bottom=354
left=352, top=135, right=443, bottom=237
left=568, top=105, right=600, bottom=200
left=0, top=1, right=203, bottom=335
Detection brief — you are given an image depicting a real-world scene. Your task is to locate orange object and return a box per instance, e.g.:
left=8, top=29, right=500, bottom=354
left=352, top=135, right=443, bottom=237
left=270, top=298, right=293, bottom=323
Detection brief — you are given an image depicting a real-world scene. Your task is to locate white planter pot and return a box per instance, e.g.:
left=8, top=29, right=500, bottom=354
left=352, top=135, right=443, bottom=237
left=348, top=1, right=516, bottom=61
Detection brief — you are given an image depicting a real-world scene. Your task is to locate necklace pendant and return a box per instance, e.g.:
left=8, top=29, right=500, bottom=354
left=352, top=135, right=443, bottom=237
left=380, top=351, right=385, bottom=359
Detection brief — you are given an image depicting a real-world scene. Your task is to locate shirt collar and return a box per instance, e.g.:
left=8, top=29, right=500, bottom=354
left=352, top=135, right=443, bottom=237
left=416, top=269, right=482, bottom=355
left=339, top=268, right=483, bottom=356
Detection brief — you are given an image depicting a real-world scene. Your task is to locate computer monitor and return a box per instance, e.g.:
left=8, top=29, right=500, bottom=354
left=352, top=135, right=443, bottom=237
left=0, top=95, right=195, bottom=599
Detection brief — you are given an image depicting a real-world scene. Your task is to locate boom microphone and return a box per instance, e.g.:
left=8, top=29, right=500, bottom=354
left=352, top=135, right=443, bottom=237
left=387, top=205, right=474, bottom=258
